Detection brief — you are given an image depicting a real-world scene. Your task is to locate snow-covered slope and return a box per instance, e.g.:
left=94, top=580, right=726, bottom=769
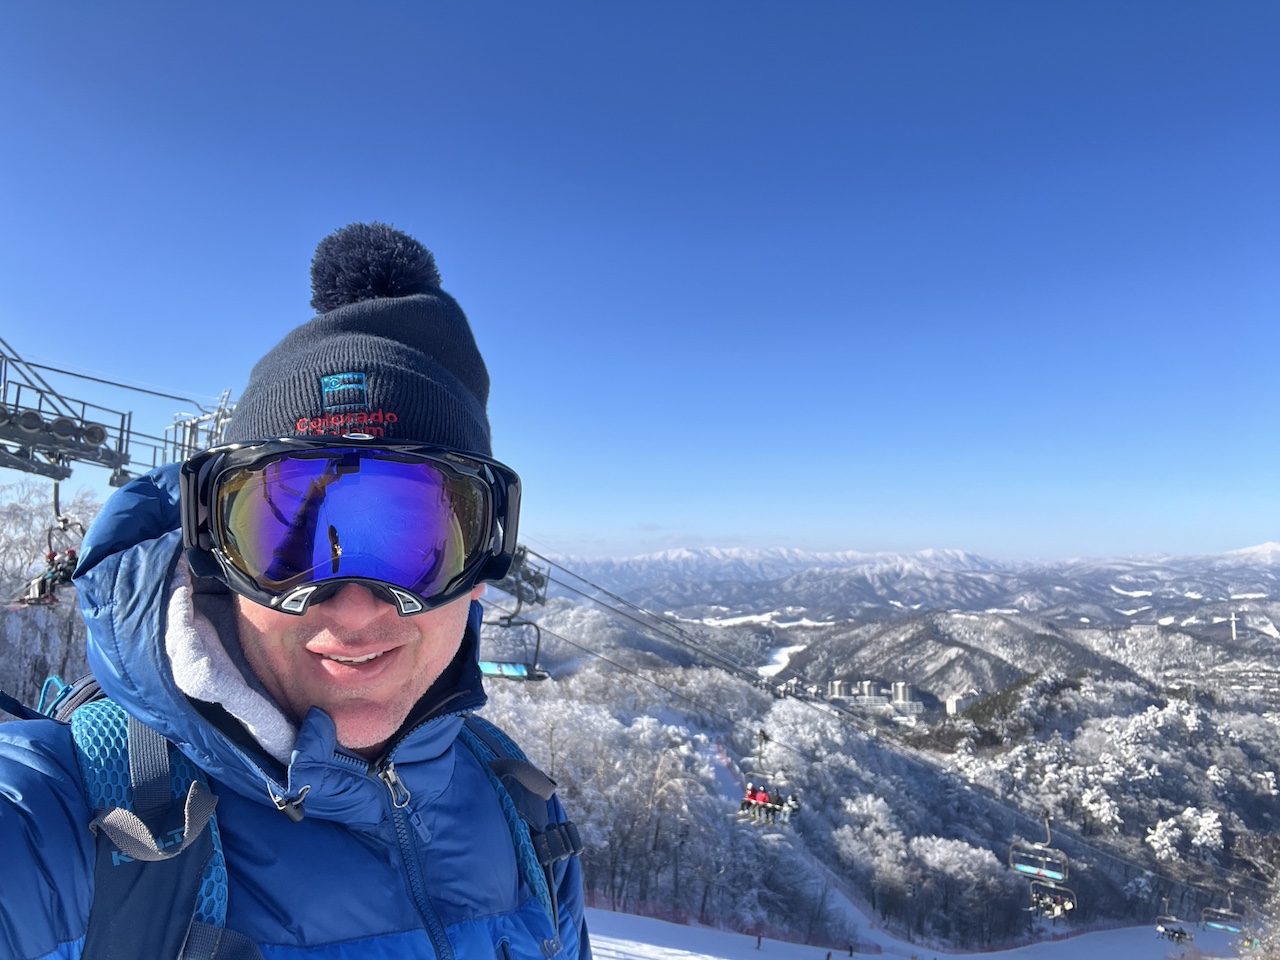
left=587, top=906, right=1244, bottom=959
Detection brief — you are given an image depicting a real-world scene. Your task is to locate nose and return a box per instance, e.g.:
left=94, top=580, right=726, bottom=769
left=315, top=582, right=395, bottom=630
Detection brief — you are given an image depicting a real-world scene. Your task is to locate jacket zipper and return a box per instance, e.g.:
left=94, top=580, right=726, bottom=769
left=378, top=759, right=455, bottom=960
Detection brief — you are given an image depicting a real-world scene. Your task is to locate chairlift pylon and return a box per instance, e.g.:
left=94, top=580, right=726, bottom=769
left=0, top=337, right=235, bottom=488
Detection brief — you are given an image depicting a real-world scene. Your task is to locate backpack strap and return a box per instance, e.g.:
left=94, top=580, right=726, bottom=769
left=70, top=697, right=259, bottom=959
left=458, top=715, right=584, bottom=937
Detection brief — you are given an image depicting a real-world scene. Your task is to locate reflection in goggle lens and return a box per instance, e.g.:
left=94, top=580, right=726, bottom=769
left=218, top=451, right=487, bottom=599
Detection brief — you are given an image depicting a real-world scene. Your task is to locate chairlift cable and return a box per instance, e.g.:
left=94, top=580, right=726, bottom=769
left=480, top=598, right=744, bottom=728
left=540, top=567, right=772, bottom=680
left=14, top=358, right=217, bottom=413
left=545, top=574, right=762, bottom=681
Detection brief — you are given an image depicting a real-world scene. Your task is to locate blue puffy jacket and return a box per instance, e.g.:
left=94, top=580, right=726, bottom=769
left=0, top=465, right=589, bottom=960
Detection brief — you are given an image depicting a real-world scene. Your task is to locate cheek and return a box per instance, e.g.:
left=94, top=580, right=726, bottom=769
left=235, top=601, right=295, bottom=692
left=417, top=598, right=474, bottom=663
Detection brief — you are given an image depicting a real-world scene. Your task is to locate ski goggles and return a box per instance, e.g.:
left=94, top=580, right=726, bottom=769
left=180, top=438, right=520, bottom=616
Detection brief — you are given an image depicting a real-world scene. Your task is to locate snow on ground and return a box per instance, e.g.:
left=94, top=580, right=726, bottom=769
left=759, top=644, right=808, bottom=678
left=1110, top=585, right=1154, bottom=598
left=586, top=907, right=1243, bottom=960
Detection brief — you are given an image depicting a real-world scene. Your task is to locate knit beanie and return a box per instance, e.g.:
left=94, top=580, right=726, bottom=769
left=223, top=223, right=491, bottom=455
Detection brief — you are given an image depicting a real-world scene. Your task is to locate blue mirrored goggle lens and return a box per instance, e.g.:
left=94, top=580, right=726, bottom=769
left=216, top=450, right=489, bottom=599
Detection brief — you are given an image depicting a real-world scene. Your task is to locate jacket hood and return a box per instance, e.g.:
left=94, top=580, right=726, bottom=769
left=73, top=463, right=489, bottom=819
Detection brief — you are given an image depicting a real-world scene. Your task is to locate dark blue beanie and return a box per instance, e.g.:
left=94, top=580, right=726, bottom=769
left=223, top=223, right=491, bottom=455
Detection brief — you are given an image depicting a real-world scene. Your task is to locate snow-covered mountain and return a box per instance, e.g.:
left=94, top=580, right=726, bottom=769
left=559, top=544, right=1280, bottom=632
left=554, top=546, right=1006, bottom=592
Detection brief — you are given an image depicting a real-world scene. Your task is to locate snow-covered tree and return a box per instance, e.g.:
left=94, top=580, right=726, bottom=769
left=1081, top=784, right=1123, bottom=835
left=1182, top=807, right=1223, bottom=860
left=1145, top=818, right=1183, bottom=862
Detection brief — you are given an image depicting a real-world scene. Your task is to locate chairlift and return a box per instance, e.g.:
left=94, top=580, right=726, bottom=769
left=490, top=545, right=548, bottom=607
left=478, top=618, right=549, bottom=682
left=1027, top=880, right=1076, bottom=919
left=479, top=546, right=551, bottom=680
left=736, top=776, right=800, bottom=827
left=1009, top=815, right=1069, bottom=882
left=1202, top=890, right=1244, bottom=934
left=739, top=738, right=800, bottom=827
left=9, top=481, right=84, bottom=609
left=1156, top=899, right=1194, bottom=944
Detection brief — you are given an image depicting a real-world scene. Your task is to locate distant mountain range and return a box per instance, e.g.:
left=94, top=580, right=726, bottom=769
left=541, top=545, right=1280, bottom=705
left=555, top=544, right=1280, bottom=631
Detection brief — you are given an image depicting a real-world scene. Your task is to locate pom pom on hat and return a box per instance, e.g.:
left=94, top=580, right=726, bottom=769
left=224, top=222, right=492, bottom=454
left=310, top=222, right=443, bottom=312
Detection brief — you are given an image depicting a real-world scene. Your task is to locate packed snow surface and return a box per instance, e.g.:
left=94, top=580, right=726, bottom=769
left=586, top=907, right=1244, bottom=959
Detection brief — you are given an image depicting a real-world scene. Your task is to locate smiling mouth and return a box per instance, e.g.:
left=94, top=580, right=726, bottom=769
left=321, top=651, right=385, bottom=665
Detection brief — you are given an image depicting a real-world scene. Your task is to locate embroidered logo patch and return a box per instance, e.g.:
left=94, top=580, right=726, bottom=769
left=294, top=372, right=400, bottom=437
left=320, top=373, right=368, bottom=413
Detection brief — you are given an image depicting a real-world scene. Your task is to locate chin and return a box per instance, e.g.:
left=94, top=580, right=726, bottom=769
left=332, top=714, right=402, bottom=755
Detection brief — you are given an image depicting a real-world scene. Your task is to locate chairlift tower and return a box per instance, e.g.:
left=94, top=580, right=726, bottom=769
left=0, top=337, right=234, bottom=487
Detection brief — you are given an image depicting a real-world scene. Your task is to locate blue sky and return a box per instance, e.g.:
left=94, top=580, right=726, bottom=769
left=1, top=3, right=1277, bottom=560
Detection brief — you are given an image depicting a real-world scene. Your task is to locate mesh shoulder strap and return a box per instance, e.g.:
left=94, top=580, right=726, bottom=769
left=70, top=698, right=259, bottom=959
left=458, top=715, right=584, bottom=932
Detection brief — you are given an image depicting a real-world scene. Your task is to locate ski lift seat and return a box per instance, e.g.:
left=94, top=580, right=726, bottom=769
left=1009, top=840, right=1069, bottom=882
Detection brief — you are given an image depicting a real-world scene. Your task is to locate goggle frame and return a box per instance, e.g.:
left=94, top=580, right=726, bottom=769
left=180, top=437, right=521, bottom=616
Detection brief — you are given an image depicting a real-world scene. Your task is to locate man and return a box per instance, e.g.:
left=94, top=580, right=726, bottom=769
left=0, top=223, right=589, bottom=960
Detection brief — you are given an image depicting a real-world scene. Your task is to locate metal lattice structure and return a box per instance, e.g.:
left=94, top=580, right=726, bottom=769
left=0, top=337, right=233, bottom=487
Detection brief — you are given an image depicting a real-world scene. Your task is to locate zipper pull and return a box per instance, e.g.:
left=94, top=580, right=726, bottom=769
left=378, top=762, right=411, bottom=808
left=268, top=783, right=311, bottom=822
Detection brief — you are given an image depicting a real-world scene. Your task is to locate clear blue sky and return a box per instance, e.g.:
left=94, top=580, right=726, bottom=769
left=1, top=3, right=1277, bottom=560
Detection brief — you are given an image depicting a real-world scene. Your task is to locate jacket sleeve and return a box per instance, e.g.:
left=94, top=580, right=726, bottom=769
left=550, top=795, right=590, bottom=960
left=0, top=719, right=94, bottom=960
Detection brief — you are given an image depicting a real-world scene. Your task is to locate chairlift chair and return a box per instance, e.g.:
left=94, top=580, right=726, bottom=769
left=1008, top=841, right=1069, bottom=882
left=736, top=768, right=799, bottom=826
left=478, top=617, right=549, bottom=682
left=9, top=480, right=84, bottom=608
left=1155, top=918, right=1193, bottom=944
left=478, top=547, right=551, bottom=681
left=1202, top=891, right=1244, bottom=934
left=1155, top=898, right=1194, bottom=944
left=1028, top=880, right=1077, bottom=920
left=1009, top=815, right=1069, bottom=882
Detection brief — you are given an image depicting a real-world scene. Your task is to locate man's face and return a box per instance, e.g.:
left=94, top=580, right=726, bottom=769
left=236, top=582, right=485, bottom=758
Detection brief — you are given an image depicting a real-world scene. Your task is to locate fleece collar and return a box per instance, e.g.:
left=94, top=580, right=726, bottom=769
left=165, top=557, right=298, bottom=765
